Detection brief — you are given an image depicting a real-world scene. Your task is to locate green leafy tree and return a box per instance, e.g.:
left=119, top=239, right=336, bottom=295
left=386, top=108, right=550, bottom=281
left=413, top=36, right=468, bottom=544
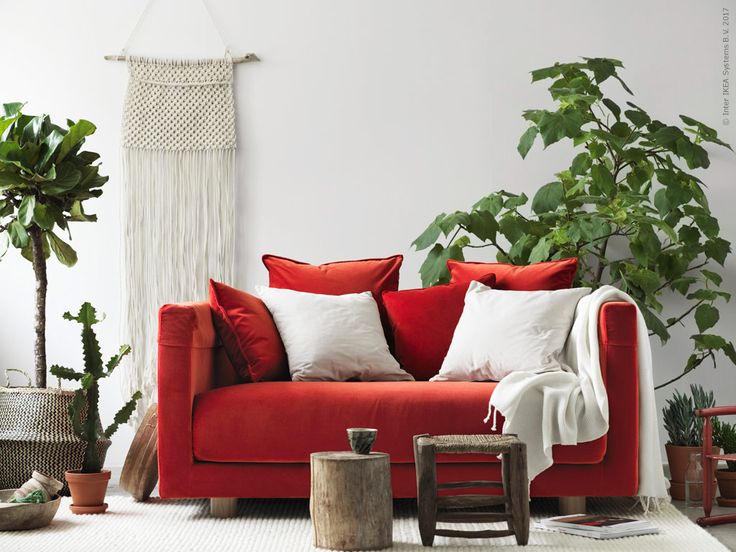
left=50, top=303, right=141, bottom=473
left=0, top=103, right=108, bottom=387
left=413, top=58, right=734, bottom=388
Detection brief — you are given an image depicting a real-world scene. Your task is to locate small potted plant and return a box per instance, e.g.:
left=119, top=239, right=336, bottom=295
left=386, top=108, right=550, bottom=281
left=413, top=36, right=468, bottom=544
left=662, top=384, right=720, bottom=500
left=714, top=421, right=736, bottom=507
left=50, top=303, right=140, bottom=514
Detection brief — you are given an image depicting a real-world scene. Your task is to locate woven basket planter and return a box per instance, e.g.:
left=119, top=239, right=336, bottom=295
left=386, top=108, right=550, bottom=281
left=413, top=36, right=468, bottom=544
left=0, top=387, right=111, bottom=496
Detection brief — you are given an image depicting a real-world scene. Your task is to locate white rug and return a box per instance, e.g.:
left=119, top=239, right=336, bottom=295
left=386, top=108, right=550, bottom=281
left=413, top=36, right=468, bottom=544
left=1, top=496, right=727, bottom=551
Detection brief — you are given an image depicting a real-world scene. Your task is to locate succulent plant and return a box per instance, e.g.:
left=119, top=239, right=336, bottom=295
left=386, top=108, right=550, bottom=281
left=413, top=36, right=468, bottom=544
left=50, top=303, right=141, bottom=473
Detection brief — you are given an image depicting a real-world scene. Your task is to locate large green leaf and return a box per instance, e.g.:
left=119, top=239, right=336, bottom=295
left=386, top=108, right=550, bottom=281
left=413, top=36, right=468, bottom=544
left=36, top=129, right=65, bottom=172
left=531, top=181, right=564, bottom=214
left=591, top=163, right=615, bottom=195
left=56, top=119, right=96, bottom=162
left=42, top=163, right=81, bottom=196
left=32, top=202, right=55, bottom=230
left=8, top=220, right=29, bottom=248
left=46, top=231, right=78, bottom=266
left=412, top=213, right=445, bottom=251
left=17, top=195, right=35, bottom=227
left=517, top=126, right=538, bottom=158
left=695, top=304, right=719, bottom=333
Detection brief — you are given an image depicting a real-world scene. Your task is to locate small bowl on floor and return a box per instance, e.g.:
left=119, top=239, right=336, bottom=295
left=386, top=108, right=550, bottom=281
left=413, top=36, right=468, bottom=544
left=0, top=489, right=61, bottom=531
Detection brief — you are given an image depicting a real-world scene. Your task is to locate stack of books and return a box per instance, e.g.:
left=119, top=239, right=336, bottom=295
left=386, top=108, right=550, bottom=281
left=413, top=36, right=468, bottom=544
left=535, top=514, right=659, bottom=539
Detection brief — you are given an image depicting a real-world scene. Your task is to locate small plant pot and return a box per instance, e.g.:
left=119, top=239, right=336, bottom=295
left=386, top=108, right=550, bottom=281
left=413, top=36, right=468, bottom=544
left=716, top=469, right=736, bottom=507
left=65, top=470, right=111, bottom=514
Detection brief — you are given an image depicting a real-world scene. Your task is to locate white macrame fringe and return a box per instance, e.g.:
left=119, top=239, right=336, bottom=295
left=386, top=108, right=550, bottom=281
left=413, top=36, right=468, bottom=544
left=121, top=148, right=234, bottom=422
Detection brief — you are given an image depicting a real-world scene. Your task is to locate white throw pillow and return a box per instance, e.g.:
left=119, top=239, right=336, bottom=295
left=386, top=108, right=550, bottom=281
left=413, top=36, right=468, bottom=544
left=432, top=281, right=591, bottom=382
left=256, top=286, right=413, bottom=382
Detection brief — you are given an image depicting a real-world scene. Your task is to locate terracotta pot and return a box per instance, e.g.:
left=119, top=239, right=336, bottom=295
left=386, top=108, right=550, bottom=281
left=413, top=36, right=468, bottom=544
left=716, top=469, right=736, bottom=507
left=665, top=444, right=720, bottom=501
left=65, top=470, right=111, bottom=514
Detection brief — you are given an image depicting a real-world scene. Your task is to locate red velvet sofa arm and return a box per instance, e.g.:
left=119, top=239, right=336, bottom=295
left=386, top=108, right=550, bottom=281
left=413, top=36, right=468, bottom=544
left=157, top=302, right=218, bottom=495
left=598, top=301, right=639, bottom=495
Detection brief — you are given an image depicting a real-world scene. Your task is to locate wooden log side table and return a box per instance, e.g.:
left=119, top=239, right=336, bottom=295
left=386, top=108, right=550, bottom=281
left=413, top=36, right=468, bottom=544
left=413, top=433, right=529, bottom=546
left=310, top=451, right=393, bottom=551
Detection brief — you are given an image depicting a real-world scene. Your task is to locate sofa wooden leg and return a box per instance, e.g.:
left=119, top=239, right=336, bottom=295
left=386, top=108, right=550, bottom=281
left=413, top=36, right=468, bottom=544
left=558, top=496, right=586, bottom=515
left=211, top=497, right=239, bottom=518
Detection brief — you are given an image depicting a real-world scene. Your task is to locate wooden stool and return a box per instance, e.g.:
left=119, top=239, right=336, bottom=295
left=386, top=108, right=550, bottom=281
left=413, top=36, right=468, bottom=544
left=310, top=451, right=393, bottom=551
left=413, top=434, right=529, bottom=546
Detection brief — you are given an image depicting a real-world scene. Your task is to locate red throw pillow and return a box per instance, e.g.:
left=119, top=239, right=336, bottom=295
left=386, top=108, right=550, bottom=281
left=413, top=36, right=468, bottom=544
left=382, top=273, right=496, bottom=380
left=209, top=279, right=289, bottom=382
left=262, top=254, right=403, bottom=331
left=447, top=257, right=578, bottom=290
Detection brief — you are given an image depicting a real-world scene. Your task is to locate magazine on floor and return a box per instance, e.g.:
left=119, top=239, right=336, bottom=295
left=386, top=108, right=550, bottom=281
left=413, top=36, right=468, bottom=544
left=535, top=515, right=659, bottom=539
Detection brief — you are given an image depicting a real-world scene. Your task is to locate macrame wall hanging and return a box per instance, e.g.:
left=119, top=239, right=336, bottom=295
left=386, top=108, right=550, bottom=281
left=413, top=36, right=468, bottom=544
left=106, top=0, right=258, bottom=420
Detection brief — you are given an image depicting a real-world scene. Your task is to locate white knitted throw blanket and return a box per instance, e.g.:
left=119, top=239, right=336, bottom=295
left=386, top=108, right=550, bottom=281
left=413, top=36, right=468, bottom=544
left=121, top=57, right=235, bottom=420
left=486, top=286, right=670, bottom=512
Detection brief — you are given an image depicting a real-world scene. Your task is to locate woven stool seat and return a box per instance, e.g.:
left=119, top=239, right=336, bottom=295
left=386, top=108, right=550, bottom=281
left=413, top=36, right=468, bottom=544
left=417, top=434, right=520, bottom=455
left=413, top=433, right=530, bottom=546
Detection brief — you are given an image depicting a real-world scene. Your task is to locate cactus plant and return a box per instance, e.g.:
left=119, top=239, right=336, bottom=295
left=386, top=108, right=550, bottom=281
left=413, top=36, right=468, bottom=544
left=50, top=302, right=141, bottom=473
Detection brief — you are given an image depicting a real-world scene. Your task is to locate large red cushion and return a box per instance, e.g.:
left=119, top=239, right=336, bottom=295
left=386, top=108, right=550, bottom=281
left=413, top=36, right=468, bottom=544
left=262, top=254, right=403, bottom=336
left=382, top=274, right=496, bottom=380
left=192, top=381, right=606, bottom=464
left=448, top=258, right=578, bottom=290
left=208, top=280, right=289, bottom=382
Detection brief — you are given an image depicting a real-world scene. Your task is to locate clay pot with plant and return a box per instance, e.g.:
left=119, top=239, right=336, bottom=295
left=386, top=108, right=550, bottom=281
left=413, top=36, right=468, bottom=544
left=50, top=303, right=140, bottom=514
left=662, top=384, right=720, bottom=500
left=714, top=420, right=736, bottom=507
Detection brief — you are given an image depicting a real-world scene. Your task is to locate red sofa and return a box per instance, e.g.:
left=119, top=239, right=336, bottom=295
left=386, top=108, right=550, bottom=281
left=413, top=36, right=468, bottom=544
left=157, top=300, right=639, bottom=513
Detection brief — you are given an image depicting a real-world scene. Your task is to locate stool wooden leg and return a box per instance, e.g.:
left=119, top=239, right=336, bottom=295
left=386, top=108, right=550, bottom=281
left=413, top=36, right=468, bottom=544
left=508, top=443, right=530, bottom=545
left=413, top=434, right=437, bottom=546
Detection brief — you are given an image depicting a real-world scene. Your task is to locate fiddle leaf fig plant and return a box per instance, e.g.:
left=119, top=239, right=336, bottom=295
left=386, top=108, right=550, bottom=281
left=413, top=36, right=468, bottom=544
left=0, top=103, right=108, bottom=387
left=413, top=58, right=734, bottom=388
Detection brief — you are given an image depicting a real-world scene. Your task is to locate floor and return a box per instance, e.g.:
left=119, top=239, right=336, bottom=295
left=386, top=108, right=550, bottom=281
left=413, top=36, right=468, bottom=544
left=106, top=482, right=736, bottom=550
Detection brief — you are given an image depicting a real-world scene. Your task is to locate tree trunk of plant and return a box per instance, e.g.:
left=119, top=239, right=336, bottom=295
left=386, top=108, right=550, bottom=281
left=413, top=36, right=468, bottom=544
left=29, top=227, right=47, bottom=388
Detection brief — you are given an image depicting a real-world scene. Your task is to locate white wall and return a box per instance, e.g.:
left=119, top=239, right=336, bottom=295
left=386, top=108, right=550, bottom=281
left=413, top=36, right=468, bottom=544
left=2, top=0, right=735, bottom=469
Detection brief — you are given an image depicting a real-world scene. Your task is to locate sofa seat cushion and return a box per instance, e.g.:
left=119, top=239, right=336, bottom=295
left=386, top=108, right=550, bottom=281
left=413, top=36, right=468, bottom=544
left=192, top=381, right=607, bottom=464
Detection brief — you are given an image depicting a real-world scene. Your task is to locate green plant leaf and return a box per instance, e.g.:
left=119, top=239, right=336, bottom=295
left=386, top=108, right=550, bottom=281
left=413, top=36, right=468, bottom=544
left=104, top=391, right=142, bottom=439
left=701, top=269, right=723, bottom=286
left=695, top=304, right=719, bottom=333
left=32, top=202, right=55, bottom=231
left=46, top=231, right=77, bottom=266
left=105, top=344, right=132, bottom=376
left=626, top=268, right=660, bottom=294
left=704, top=238, right=731, bottom=265
left=602, top=98, right=620, bottom=120
left=517, top=126, right=538, bottom=158
left=531, top=181, right=564, bottom=214
left=591, top=163, right=615, bottom=195
left=692, top=334, right=728, bottom=350
left=625, top=109, right=650, bottom=127
left=42, top=163, right=81, bottom=196
left=570, top=152, right=591, bottom=176
left=57, top=119, right=96, bottom=162
left=17, top=195, right=35, bottom=227
left=49, top=365, right=85, bottom=381
left=8, top=220, right=29, bottom=248
left=528, top=236, right=551, bottom=263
